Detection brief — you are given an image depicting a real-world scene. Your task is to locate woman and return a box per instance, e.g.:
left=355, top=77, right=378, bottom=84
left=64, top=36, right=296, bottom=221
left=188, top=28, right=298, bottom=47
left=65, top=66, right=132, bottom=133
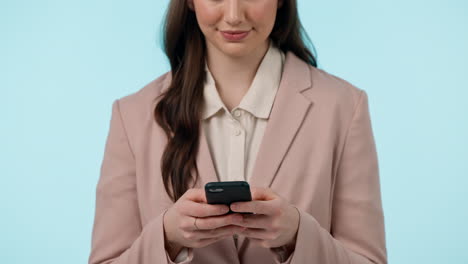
left=88, top=0, right=387, bottom=263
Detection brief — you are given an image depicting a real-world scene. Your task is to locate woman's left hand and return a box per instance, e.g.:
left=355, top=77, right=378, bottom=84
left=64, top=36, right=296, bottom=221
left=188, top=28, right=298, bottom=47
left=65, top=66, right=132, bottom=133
left=230, top=187, right=300, bottom=249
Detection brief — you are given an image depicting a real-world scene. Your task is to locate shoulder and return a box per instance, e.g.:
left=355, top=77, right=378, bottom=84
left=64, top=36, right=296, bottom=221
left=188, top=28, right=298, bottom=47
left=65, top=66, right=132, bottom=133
left=110, top=71, right=171, bottom=134
left=285, top=51, right=366, bottom=112
left=305, top=65, right=367, bottom=115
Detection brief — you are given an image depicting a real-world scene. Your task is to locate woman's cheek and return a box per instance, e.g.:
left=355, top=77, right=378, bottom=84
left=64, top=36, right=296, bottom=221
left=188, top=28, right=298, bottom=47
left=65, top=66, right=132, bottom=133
left=194, top=3, right=222, bottom=26
left=248, top=7, right=277, bottom=32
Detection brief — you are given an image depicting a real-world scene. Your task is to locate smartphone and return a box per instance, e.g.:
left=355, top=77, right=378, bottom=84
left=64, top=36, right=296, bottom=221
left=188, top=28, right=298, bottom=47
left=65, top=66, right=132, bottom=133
left=205, top=181, right=253, bottom=214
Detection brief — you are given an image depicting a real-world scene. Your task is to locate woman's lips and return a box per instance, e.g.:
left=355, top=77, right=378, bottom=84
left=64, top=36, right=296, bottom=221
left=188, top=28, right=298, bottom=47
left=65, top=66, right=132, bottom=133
left=220, top=30, right=250, bottom=41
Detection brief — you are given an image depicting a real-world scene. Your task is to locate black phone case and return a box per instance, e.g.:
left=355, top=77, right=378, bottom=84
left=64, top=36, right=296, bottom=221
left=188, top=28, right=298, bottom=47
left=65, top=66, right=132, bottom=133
left=205, top=181, right=253, bottom=214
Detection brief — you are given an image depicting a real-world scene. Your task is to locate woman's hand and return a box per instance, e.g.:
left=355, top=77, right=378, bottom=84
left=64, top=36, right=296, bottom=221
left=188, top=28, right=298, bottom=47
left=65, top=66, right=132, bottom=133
left=230, top=187, right=300, bottom=249
left=163, top=188, right=246, bottom=259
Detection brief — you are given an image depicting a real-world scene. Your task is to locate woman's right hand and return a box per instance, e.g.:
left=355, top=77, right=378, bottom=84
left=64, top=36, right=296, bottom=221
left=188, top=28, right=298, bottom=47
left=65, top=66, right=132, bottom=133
left=163, top=188, right=246, bottom=258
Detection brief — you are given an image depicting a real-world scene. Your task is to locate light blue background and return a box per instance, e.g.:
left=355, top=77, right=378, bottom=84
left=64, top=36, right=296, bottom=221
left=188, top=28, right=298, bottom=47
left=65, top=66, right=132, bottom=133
left=1, top=0, right=467, bottom=263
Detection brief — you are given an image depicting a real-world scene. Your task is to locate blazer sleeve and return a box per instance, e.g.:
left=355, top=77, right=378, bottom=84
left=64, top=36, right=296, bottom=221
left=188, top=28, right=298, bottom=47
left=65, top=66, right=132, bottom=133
left=88, top=99, right=194, bottom=264
left=274, top=90, right=387, bottom=264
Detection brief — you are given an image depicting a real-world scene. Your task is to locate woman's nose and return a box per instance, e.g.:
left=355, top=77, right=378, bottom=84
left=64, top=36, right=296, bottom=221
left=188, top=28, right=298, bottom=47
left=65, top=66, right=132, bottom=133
left=224, top=0, right=244, bottom=26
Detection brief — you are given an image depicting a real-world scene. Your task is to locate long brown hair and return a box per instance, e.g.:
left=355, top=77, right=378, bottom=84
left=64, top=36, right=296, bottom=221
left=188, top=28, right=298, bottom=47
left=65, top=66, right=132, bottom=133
left=154, top=0, right=318, bottom=202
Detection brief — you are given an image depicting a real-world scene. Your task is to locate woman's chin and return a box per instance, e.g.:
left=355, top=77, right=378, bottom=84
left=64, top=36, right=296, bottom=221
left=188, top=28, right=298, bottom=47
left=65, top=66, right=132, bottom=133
left=220, top=45, right=253, bottom=58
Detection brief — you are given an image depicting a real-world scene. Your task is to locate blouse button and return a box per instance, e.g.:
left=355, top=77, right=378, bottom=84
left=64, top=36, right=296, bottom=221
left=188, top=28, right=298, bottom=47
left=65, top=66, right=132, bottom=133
left=234, top=110, right=241, bottom=117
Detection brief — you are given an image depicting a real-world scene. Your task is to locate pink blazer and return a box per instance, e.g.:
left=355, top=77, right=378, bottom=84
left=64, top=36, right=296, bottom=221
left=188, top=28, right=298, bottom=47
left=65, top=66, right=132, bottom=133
left=88, top=51, right=387, bottom=264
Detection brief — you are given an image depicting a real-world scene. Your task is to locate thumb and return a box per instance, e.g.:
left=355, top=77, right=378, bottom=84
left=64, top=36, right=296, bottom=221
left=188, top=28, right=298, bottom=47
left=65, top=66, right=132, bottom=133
left=183, top=188, right=207, bottom=203
left=250, top=187, right=276, bottom=201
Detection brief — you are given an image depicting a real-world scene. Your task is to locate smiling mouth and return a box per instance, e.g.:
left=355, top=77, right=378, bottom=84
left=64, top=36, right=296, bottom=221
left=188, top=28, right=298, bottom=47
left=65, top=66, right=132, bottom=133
left=220, top=30, right=251, bottom=41
left=221, top=30, right=250, bottom=34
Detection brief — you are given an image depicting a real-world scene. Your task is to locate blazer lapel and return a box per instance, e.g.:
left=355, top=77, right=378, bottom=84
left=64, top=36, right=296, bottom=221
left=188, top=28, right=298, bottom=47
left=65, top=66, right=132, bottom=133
left=234, top=51, right=314, bottom=252
left=248, top=51, right=314, bottom=189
